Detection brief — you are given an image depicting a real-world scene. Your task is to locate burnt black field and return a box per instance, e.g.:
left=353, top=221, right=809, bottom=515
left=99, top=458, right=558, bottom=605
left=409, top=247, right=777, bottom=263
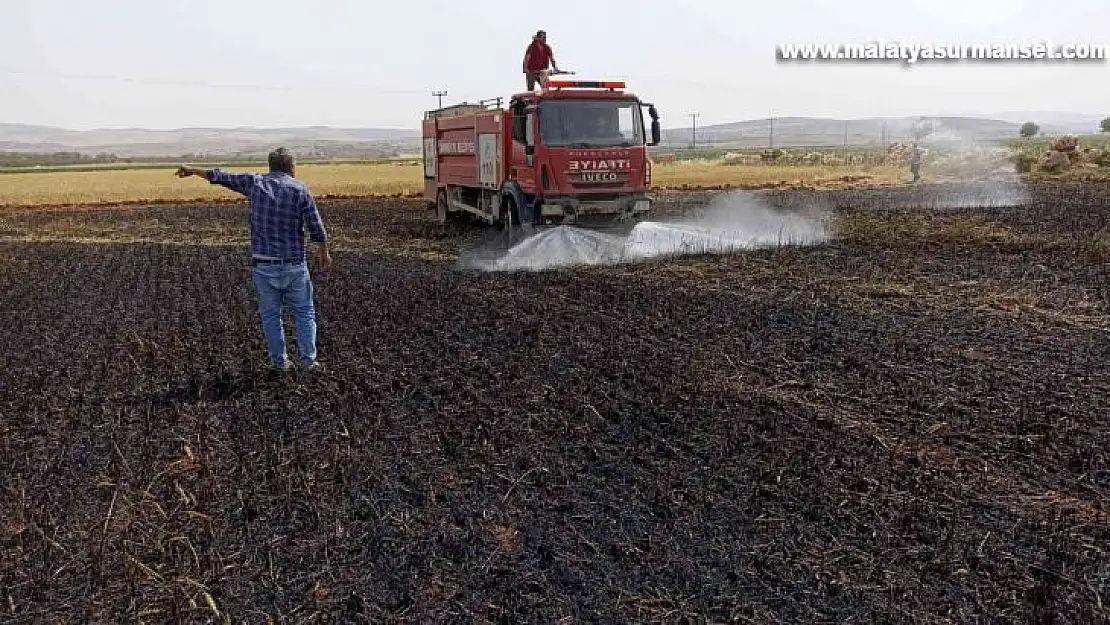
left=0, top=182, right=1107, bottom=623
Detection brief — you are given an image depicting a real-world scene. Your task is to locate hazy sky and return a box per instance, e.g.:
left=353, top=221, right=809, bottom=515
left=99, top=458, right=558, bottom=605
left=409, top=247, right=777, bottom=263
left=2, top=0, right=1108, bottom=130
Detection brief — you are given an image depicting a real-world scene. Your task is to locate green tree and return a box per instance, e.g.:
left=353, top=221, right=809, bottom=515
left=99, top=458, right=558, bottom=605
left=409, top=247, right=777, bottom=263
left=1019, top=122, right=1039, bottom=138
left=1100, top=117, right=1110, bottom=133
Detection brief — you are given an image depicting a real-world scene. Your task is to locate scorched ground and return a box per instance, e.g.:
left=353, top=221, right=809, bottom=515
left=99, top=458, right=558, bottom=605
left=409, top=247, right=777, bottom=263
left=0, top=183, right=1106, bottom=623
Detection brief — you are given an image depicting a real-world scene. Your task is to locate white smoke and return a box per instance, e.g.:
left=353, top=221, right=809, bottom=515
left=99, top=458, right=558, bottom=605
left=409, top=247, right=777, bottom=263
left=462, top=190, right=830, bottom=273
left=910, top=120, right=1030, bottom=208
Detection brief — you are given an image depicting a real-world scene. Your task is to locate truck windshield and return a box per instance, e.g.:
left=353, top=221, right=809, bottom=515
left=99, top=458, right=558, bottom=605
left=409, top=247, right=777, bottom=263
left=539, top=99, right=644, bottom=148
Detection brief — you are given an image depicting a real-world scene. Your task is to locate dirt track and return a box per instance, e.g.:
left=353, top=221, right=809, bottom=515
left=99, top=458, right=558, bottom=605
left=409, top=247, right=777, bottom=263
left=0, top=183, right=1107, bottom=623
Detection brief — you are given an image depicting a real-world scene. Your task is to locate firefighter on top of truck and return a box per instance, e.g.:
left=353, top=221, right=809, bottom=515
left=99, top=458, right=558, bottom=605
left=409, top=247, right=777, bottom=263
left=524, top=30, right=559, bottom=90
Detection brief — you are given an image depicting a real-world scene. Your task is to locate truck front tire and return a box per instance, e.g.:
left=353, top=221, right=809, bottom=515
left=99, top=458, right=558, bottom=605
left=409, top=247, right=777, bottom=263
left=500, top=196, right=519, bottom=233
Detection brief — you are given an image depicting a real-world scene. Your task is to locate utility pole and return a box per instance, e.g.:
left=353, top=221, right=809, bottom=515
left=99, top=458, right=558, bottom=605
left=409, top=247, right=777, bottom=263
left=843, top=120, right=848, bottom=147
left=769, top=116, right=774, bottom=148
left=689, top=113, right=699, bottom=150
left=432, top=90, right=447, bottom=110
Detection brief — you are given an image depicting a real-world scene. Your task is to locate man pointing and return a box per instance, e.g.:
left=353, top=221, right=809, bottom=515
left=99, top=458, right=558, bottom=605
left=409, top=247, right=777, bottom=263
left=524, top=30, right=560, bottom=90
left=176, top=147, right=332, bottom=372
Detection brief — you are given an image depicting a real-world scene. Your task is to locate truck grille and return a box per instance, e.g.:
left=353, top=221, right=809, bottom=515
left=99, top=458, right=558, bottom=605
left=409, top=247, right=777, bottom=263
left=565, top=192, right=625, bottom=201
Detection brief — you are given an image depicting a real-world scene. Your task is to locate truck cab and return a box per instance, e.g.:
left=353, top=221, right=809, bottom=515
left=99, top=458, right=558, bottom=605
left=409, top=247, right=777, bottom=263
left=507, top=80, right=661, bottom=226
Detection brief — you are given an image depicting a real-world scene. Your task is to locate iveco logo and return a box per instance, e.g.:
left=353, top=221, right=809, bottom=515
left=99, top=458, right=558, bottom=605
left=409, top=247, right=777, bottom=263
left=568, top=159, right=632, bottom=171
left=576, top=172, right=623, bottom=182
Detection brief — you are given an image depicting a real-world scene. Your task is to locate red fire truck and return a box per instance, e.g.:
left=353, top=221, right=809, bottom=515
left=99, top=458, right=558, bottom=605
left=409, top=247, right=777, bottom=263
left=421, top=80, right=661, bottom=230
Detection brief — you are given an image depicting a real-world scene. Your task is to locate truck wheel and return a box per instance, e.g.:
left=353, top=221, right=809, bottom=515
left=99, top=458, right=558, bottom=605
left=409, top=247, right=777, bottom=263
left=435, top=190, right=449, bottom=225
left=500, top=197, right=519, bottom=233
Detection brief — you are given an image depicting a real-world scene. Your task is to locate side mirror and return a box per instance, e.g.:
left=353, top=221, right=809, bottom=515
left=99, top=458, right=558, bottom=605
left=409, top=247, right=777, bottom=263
left=645, top=104, right=661, bottom=146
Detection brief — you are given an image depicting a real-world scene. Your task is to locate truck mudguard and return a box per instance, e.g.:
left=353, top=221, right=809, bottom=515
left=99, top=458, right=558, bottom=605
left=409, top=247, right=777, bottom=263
left=502, top=181, right=530, bottom=224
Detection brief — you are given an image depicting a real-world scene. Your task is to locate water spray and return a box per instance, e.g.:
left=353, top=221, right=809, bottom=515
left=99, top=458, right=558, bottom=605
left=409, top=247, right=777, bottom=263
left=458, top=190, right=831, bottom=273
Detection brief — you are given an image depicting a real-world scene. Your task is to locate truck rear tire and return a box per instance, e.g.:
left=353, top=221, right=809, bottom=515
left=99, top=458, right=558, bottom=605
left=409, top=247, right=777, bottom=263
left=435, top=190, right=449, bottom=225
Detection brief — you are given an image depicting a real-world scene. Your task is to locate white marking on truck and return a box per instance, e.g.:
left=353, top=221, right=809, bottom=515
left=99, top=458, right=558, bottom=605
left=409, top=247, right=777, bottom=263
left=568, top=160, right=632, bottom=171
left=438, top=141, right=476, bottom=154
left=577, top=172, right=623, bottom=182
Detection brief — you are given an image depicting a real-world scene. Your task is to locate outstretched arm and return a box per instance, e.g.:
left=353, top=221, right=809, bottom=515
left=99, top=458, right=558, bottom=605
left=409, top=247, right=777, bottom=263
left=176, top=165, right=256, bottom=196
left=176, top=165, right=208, bottom=179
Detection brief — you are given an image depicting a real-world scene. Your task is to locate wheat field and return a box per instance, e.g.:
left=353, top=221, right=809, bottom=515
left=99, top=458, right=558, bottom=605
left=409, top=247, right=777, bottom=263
left=0, top=160, right=911, bottom=207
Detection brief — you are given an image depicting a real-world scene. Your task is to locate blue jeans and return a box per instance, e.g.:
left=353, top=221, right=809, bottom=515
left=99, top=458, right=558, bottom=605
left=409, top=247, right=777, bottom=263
left=252, top=261, right=317, bottom=366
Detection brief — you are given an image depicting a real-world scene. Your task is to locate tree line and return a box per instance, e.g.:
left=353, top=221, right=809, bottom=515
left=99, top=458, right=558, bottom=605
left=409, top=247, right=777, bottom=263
left=0, top=152, right=273, bottom=168
left=0, top=151, right=130, bottom=167
left=1, top=145, right=410, bottom=168
left=1017, top=117, right=1110, bottom=138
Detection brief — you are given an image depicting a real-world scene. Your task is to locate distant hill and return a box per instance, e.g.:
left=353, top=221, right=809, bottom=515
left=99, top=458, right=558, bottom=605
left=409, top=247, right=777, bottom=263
left=938, top=111, right=1107, bottom=134
left=1, top=111, right=1106, bottom=159
left=0, top=123, right=421, bottom=159
left=661, top=116, right=1028, bottom=149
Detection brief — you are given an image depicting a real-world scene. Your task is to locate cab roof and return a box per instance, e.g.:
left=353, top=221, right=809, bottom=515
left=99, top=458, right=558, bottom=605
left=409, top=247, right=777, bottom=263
left=511, top=89, right=637, bottom=103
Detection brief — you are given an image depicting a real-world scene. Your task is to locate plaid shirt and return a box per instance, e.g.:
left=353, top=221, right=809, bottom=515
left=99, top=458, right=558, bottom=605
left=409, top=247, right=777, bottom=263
left=207, top=169, right=328, bottom=260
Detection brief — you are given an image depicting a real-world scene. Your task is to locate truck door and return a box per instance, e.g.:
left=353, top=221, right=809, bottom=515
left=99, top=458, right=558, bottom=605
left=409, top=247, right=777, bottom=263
left=510, top=102, right=538, bottom=194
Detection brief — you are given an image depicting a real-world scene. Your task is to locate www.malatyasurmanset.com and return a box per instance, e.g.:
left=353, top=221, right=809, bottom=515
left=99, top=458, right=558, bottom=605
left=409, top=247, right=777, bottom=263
left=777, top=41, right=1108, bottom=63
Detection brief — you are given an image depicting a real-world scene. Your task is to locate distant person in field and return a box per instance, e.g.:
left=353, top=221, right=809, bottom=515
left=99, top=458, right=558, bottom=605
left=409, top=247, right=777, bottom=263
left=909, top=143, right=923, bottom=184
left=175, top=147, right=333, bottom=372
left=524, top=30, right=560, bottom=90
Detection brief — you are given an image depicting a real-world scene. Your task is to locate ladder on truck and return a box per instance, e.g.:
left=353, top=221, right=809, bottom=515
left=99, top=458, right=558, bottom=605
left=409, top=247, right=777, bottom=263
left=424, top=97, right=504, bottom=120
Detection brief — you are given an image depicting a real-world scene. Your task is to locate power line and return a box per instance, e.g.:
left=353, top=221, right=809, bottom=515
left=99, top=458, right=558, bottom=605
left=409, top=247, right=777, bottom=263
left=0, top=66, right=432, bottom=95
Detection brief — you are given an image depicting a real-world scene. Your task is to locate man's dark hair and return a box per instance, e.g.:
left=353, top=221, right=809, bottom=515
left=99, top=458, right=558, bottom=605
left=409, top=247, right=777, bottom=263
left=268, top=147, right=295, bottom=174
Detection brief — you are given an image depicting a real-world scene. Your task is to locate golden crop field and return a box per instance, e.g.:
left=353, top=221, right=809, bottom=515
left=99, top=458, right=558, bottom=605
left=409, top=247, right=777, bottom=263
left=651, top=160, right=907, bottom=189
left=0, top=160, right=913, bottom=207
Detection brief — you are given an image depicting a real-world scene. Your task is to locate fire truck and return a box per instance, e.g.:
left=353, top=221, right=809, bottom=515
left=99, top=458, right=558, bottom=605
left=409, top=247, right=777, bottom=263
left=421, top=80, right=661, bottom=230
